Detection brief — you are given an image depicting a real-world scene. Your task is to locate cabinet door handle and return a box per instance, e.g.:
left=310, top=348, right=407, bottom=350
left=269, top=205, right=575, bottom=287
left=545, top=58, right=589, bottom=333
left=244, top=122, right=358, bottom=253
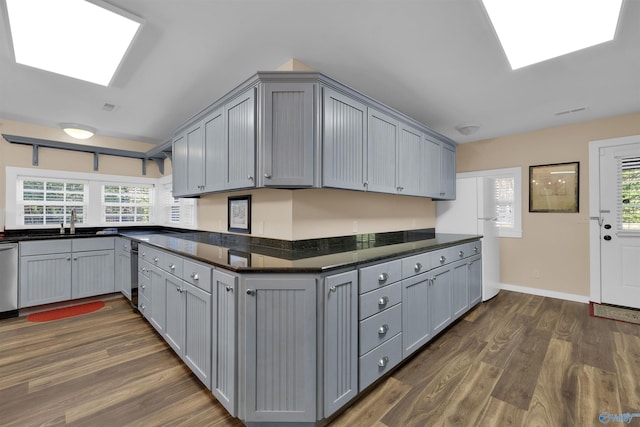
left=378, top=296, right=389, bottom=307
left=176, top=286, right=182, bottom=293
left=378, top=272, right=388, bottom=283
left=474, top=246, right=479, bottom=253
left=248, top=175, right=254, bottom=181
left=225, top=285, right=233, bottom=292
left=440, top=255, right=446, bottom=264
left=264, top=173, right=271, bottom=179
left=329, top=286, right=337, bottom=294
left=169, top=263, right=175, bottom=270
left=190, top=272, right=199, bottom=280
left=73, top=257, right=78, bottom=261
left=378, top=324, right=389, bottom=335
left=414, top=262, right=422, bottom=273
left=140, top=304, right=146, bottom=311
left=142, top=252, right=146, bottom=257
left=378, top=356, right=389, bottom=368
left=397, top=186, right=404, bottom=192
left=246, top=289, right=255, bottom=296
left=140, top=284, right=146, bottom=290
left=363, top=181, right=369, bottom=188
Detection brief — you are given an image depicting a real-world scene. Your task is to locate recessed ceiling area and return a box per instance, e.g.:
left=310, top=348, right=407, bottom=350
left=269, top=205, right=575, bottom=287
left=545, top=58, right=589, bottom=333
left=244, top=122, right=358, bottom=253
left=482, top=0, right=623, bottom=70
left=0, top=0, right=638, bottom=145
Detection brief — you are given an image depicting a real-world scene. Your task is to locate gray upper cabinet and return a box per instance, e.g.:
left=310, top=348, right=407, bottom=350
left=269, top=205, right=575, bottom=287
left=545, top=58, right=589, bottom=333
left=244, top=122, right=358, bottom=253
left=203, top=108, right=226, bottom=193
left=226, top=88, right=256, bottom=190
left=171, top=72, right=456, bottom=199
left=323, top=87, right=367, bottom=191
left=398, top=124, right=424, bottom=196
left=186, top=122, right=205, bottom=195
left=439, top=143, right=456, bottom=200
left=172, top=133, right=188, bottom=197
left=423, top=136, right=442, bottom=198
left=262, top=82, right=315, bottom=187
left=367, top=108, right=398, bottom=194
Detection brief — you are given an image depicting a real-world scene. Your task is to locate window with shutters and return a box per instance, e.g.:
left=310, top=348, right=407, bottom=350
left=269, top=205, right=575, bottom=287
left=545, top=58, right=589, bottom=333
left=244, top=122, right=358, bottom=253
left=17, top=178, right=87, bottom=226
left=158, top=177, right=198, bottom=229
left=102, top=184, right=153, bottom=224
left=620, top=157, right=640, bottom=231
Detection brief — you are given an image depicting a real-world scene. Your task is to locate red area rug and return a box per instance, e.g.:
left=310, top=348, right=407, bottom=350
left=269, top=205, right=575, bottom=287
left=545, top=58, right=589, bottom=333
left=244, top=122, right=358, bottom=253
left=27, top=301, right=105, bottom=322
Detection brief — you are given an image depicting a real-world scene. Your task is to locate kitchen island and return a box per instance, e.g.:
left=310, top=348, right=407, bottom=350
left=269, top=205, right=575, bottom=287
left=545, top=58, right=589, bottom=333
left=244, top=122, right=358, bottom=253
left=122, top=228, right=482, bottom=426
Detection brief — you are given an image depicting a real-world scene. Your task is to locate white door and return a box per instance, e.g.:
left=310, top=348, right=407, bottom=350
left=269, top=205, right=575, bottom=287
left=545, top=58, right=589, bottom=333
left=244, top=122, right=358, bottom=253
left=478, top=178, right=501, bottom=300
left=600, top=143, right=640, bottom=308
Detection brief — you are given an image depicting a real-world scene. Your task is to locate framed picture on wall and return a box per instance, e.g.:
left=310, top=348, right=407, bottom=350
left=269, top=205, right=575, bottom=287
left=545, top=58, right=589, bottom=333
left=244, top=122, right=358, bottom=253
left=228, top=195, right=251, bottom=233
left=529, top=162, right=579, bottom=213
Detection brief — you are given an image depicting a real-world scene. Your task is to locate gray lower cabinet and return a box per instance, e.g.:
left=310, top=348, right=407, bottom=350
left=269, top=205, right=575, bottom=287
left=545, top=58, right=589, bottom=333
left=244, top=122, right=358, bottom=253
left=451, top=259, right=470, bottom=321
left=212, top=269, right=238, bottom=416
left=401, top=272, right=431, bottom=358
left=147, top=264, right=166, bottom=334
left=19, top=238, right=115, bottom=308
left=243, top=275, right=317, bottom=423
left=165, top=274, right=185, bottom=354
left=116, top=238, right=132, bottom=300
left=323, top=270, right=358, bottom=418
left=429, top=264, right=453, bottom=336
left=20, top=252, right=72, bottom=307
left=468, top=254, right=482, bottom=306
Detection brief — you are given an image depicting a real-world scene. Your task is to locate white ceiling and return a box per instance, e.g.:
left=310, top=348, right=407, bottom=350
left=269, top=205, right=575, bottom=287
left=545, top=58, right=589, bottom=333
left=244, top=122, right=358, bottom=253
left=1, top=0, right=639, bottom=145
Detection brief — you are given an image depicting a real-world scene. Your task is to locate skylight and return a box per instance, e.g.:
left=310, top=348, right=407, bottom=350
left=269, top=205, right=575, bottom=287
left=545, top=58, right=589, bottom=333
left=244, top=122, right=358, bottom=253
left=482, top=0, right=623, bottom=70
left=6, top=0, right=142, bottom=86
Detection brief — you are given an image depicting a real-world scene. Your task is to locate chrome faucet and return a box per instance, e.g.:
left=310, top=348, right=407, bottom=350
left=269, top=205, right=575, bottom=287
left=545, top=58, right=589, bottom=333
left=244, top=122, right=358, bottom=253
left=70, top=208, right=77, bottom=234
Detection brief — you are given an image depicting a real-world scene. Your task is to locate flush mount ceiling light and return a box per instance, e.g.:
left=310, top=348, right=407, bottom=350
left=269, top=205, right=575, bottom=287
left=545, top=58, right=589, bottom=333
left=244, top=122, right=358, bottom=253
left=482, top=0, right=623, bottom=70
left=60, top=123, right=96, bottom=140
left=455, top=124, right=481, bottom=136
left=5, top=0, right=142, bottom=86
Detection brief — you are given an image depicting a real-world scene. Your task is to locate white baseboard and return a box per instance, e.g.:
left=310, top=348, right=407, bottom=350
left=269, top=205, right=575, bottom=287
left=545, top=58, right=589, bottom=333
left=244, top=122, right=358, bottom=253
left=500, top=283, right=590, bottom=304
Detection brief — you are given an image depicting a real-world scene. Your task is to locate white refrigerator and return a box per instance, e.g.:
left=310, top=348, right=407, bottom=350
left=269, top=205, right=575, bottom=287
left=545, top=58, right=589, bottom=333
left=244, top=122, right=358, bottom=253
left=436, top=177, right=501, bottom=301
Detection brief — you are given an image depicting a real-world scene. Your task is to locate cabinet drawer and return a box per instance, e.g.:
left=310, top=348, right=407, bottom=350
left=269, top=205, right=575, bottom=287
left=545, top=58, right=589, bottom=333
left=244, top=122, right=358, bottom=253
left=466, top=241, right=481, bottom=257
left=359, top=333, right=402, bottom=392
left=118, top=238, right=132, bottom=253
left=359, top=304, right=402, bottom=356
left=183, top=259, right=212, bottom=292
left=138, top=273, right=151, bottom=300
left=359, top=260, right=402, bottom=294
left=401, top=252, right=431, bottom=278
left=139, top=245, right=164, bottom=267
left=20, top=240, right=71, bottom=256
left=72, top=237, right=114, bottom=252
left=162, top=251, right=184, bottom=277
left=432, top=246, right=458, bottom=267
left=359, top=282, right=401, bottom=320
left=138, top=294, right=151, bottom=319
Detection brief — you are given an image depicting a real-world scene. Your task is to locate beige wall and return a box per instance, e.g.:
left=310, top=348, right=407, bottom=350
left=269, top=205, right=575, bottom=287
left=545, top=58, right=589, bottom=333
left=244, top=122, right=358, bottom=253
left=457, top=112, right=640, bottom=297
left=1, top=118, right=161, bottom=228
left=196, top=188, right=436, bottom=241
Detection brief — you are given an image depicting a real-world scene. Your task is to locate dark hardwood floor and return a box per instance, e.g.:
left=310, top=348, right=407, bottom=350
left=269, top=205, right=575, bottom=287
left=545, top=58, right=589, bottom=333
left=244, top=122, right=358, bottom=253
left=1, top=291, right=639, bottom=426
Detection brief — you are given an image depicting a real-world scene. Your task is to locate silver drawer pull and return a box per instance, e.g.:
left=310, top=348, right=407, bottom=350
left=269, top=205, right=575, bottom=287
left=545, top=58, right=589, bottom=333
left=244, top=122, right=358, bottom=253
left=140, top=284, right=146, bottom=290
left=329, top=286, right=337, bottom=294
left=378, top=272, right=389, bottom=282
left=190, top=272, right=199, bottom=280
left=378, top=324, right=389, bottom=335
left=474, top=246, right=479, bottom=253
left=414, top=262, right=422, bottom=272
left=225, top=286, right=233, bottom=292
left=378, top=356, right=389, bottom=368
left=378, top=296, right=389, bottom=307
left=140, top=304, right=146, bottom=311
left=141, top=252, right=146, bottom=257
left=169, top=263, right=175, bottom=270
left=440, top=255, right=446, bottom=264
left=459, top=250, right=464, bottom=258
left=153, top=256, right=159, bottom=263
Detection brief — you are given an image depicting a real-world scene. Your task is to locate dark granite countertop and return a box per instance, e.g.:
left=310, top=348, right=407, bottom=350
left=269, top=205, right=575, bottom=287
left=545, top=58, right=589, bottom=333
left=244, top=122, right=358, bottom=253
left=125, top=231, right=481, bottom=273
left=1, top=226, right=481, bottom=273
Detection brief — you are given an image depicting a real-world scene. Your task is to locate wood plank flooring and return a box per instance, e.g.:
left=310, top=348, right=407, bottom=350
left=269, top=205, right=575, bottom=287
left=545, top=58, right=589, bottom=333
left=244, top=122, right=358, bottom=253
left=1, top=291, right=639, bottom=426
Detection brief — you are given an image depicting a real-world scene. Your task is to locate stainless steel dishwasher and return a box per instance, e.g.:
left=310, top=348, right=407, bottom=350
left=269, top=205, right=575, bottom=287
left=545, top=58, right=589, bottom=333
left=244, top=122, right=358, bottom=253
left=0, top=243, right=18, bottom=319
